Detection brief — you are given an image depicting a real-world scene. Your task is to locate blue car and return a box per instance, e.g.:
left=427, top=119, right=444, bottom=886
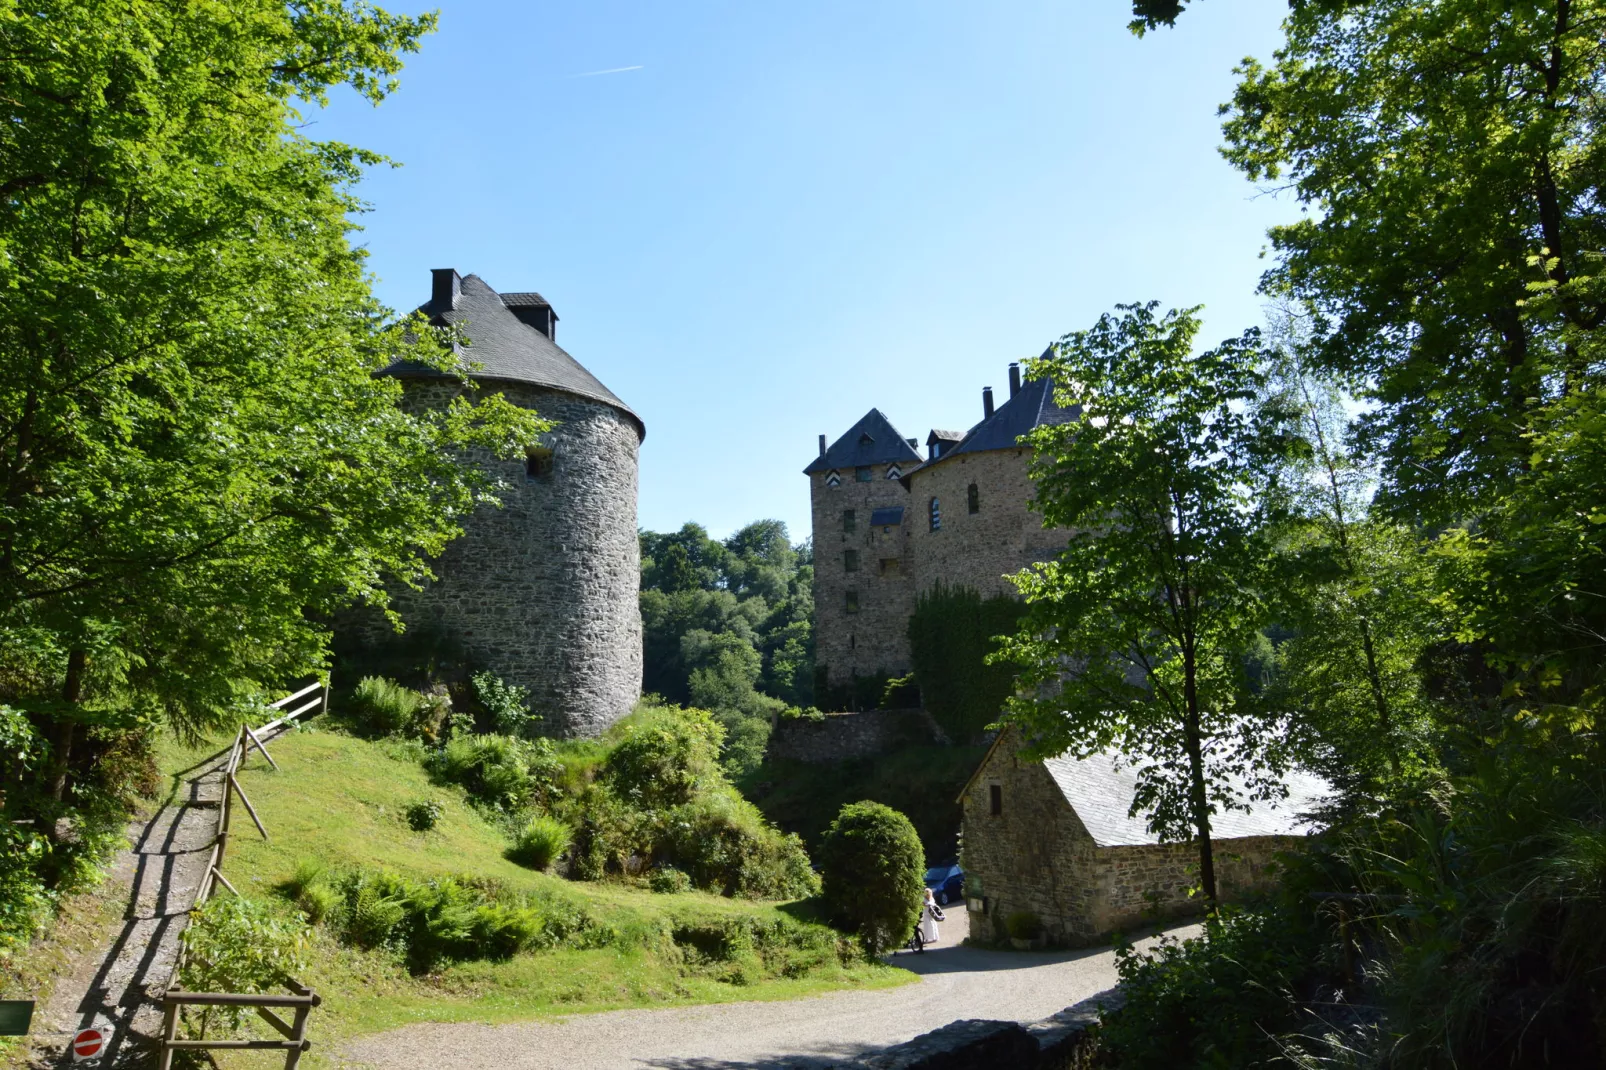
left=924, top=864, right=963, bottom=905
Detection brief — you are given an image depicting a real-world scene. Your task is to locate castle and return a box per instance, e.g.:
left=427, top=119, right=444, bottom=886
left=372, top=269, right=644, bottom=737
left=806, top=357, right=1078, bottom=690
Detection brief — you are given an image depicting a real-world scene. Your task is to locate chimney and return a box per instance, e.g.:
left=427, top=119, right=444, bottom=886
left=1009, top=362, right=1021, bottom=398
left=431, top=268, right=461, bottom=311
left=818, top=434, right=827, bottom=457
left=982, top=386, right=995, bottom=419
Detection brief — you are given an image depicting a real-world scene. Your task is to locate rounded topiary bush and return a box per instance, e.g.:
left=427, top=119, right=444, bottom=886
left=818, top=800, right=924, bottom=955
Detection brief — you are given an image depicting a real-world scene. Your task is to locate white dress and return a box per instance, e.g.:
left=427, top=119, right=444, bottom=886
left=919, top=904, right=940, bottom=944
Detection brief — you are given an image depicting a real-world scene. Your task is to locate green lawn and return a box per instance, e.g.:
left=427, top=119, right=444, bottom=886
left=157, top=724, right=910, bottom=1066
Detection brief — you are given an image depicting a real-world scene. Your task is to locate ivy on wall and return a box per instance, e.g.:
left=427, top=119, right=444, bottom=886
left=907, top=583, right=1026, bottom=743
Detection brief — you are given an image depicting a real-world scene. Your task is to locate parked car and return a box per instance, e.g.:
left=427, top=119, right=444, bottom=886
left=924, top=864, right=963, bottom=905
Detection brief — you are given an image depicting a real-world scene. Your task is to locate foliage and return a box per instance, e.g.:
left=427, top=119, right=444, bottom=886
left=907, top=584, right=1026, bottom=743
left=640, top=521, right=815, bottom=776
left=649, top=867, right=693, bottom=894
left=347, top=677, right=426, bottom=740
left=1220, top=0, right=1606, bottom=524
left=429, top=733, right=562, bottom=812
left=601, top=705, right=725, bottom=810
left=507, top=815, right=572, bottom=871
left=179, top=896, right=311, bottom=1031
left=818, top=801, right=924, bottom=955
left=329, top=868, right=550, bottom=970
left=471, top=672, right=537, bottom=738
left=1101, top=906, right=1317, bottom=1068
left=742, top=744, right=988, bottom=864
left=1004, top=911, right=1042, bottom=941
left=405, top=800, right=443, bottom=833
left=1004, top=303, right=1294, bottom=904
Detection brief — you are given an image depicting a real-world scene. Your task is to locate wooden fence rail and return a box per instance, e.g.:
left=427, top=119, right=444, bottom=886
left=158, top=678, right=330, bottom=1070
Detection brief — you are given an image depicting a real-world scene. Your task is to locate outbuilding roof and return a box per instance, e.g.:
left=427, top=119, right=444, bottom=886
left=804, top=409, right=923, bottom=475
left=1040, top=750, right=1329, bottom=847
left=381, top=272, right=643, bottom=441
left=961, top=729, right=1329, bottom=848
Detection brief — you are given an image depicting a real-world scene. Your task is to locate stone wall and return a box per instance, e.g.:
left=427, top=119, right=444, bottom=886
left=960, top=734, right=1300, bottom=945
left=905, top=447, right=1068, bottom=601
left=768, top=708, right=944, bottom=764
left=811, top=466, right=917, bottom=685
left=349, top=378, right=642, bottom=737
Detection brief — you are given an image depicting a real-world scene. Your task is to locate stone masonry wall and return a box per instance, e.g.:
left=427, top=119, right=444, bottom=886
left=352, top=378, right=642, bottom=737
left=960, top=735, right=1303, bottom=945
left=811, top=466, right=917, bottom=685
left=767, top=708, right=944, bottom=764
left=905, top=448, right=1068, bottom=601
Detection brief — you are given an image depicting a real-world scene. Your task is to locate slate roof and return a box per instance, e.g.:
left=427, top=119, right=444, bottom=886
left=926, top=429, right=965, bottom=445
left=947, top=355, right=1079, bottom=459
left=804, top=409, right=923, bottom=475
left=1040, top=750, right=1330, bottom=847
left=381, top=273, right=643, bottom=440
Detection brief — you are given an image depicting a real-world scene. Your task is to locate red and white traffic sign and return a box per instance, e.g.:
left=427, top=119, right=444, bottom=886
left=71, top=1026, right=105, bottom=1062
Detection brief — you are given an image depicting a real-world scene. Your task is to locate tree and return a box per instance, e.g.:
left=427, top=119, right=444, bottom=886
left=1255, top=312, right=1444, bottom=794
left=0, top=0, right=548, bottom=807
left=818, top=800, right=924, bottom=955
left=1221, top=0, right=1606, bottom=523
left=1000, top=303, right=1290, bottom=906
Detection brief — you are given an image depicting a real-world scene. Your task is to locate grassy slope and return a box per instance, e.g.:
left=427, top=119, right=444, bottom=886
left=743, top=745, right=990, bottom=864
left=157, top=725, right=908, bottom=1066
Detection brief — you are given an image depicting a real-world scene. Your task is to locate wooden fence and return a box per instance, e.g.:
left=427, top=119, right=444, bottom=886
left=157, top=679, right=329, bottom=1070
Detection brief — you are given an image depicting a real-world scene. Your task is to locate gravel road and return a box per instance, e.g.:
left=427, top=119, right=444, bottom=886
left=341, top=913, right=1196, bottom=1070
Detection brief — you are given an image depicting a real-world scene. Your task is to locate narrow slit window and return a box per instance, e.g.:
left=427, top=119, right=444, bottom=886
left=843, top=549, right=858, bottom=572
left=845, top=590, right=860, bottom=614
left=989, top=784, right=1002, bottom=816
left=968, top=482, right=980, bottom=514
left=843, top=509, right=857, bottom=533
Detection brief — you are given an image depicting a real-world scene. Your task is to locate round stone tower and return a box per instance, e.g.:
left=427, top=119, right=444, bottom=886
left=380, top=269, right=644, bottom=737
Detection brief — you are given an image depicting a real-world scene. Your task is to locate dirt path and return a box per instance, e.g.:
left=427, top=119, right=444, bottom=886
left=342, top=915, right=1195, bottom=1070
left=27, top=733, right=276, bottom=1068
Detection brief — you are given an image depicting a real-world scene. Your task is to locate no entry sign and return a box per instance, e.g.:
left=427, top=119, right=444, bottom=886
left=71, top=1025, right=105, bottom=1062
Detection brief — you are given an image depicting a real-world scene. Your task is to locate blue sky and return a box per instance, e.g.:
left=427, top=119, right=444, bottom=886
left=314, top=0, right=1295, bottom=543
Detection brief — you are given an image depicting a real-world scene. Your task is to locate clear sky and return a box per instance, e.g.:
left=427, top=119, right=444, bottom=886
left=312, top=0, right=1295, bottom=543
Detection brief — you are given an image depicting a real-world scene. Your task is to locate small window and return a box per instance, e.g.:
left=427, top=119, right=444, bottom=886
left=843, top=549, right=859, bottom=572
left=525, top=445, right=554, bottom=482
left=879, top=558, right=900, bottom=577
left=968, top=482, right=980, bottom=514
left=989, top=783, right=1002, bottom=816
left=845, top=590, right=860, bottom=614
left=929, top=496, right=941, bottom=532
left=843, top=509, right=857, bottom=533
left=855, top=466, right=874, bottom=482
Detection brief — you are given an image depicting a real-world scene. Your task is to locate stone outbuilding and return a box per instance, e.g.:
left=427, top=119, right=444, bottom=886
left=958, top=729, right=1328, bottom=945
left=364, top=269, right=644, bottom=737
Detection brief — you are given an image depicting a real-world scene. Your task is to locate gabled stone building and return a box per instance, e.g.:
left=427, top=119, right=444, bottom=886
left=958, top=729, right=1327, bottom=945
left=806, top=357, right=1078, bottom=689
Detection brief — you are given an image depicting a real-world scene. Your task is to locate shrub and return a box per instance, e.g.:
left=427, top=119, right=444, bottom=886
left=817, top=800, right=924, bottom=955
left=179, top=896, right=310, bottom=1033
left=339, top=870, right=409, bottom=950
left=346, top=676, right=424, bottom=739
left=649, top=866, right=692, bottom=893
left=297, top=882, right=340, bottom=925
left=1005, top=911, right=1042, bottom=940
left=327, top=868, right=553, bottom=970
left=602, top=706, right=723, bottom=809
left=508, top=815, right=572, bottom=871
left=472, top=671, right=537, bottom=737
left=431, top=733, right=560, bottom=810
left=660, top=790, right=819, bottom=900
left=405, top=800, right=443, bottom=832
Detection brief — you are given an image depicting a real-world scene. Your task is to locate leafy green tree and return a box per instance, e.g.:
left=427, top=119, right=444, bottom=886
left=1221, top=0, right=1606, bottom=523
left=0, top=0, right=548, bottom=808
left=818, top=800, right=924, bottom=955
left=1256, top=318, right=1444, bottom=793
left=1001, top=303, right=1291, bottom=906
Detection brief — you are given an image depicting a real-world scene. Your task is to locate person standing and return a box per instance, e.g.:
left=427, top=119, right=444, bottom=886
left=920, top=887, right=943, bottom=947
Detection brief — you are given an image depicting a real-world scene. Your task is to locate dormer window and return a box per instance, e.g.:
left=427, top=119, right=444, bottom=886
left=859, top=432, right=875, bottom=446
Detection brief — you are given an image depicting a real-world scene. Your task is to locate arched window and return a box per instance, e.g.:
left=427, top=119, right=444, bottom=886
left=967, top=483, right=980, bottom=514
left=929, top=497, right=941, bottom=532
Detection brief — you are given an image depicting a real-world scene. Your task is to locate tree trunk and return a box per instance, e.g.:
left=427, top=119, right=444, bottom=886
left=1180, top=648, right=1217, bottom=908
left=1357, top=618, right=1401, bottom=778
left=47, top=647, right=86, bottom=806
